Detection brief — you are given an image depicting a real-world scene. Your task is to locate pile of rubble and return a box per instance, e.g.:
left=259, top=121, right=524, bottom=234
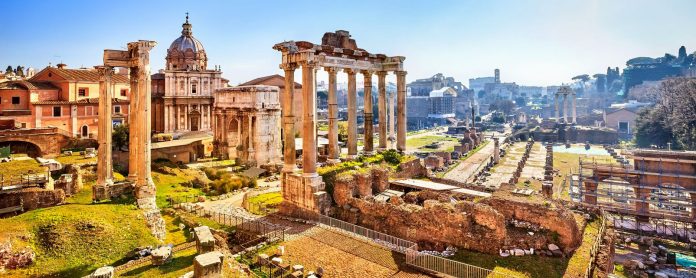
left=0, top=242, right=35, bottom=271
left=619, top=234, right=696, bottom=278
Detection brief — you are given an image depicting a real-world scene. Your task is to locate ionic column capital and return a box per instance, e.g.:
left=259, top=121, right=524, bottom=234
left=299, top=60, right=317, bottom=69
left=360, top=70, right=374, bottom=76
left=96, top=66, right=115, bottom=80
left=376, top=71, right=388, bottom=78
left=395, top=70, right=407, bottom=77
left=344, top=68, right=356, bottom=75
left=324, top=67, right=338, bottom=74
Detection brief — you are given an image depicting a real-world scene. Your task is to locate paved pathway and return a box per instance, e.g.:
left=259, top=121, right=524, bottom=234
left=443, top=138, right=495, bottom=183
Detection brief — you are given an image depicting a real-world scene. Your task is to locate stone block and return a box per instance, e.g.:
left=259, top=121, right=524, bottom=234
left=193, top=251, right=224, bottom=278
left=194, top=226, right=216, bottom=254
left=151, top=245, right=172, bottom=266
left=91, top=266, right=114, bottom=278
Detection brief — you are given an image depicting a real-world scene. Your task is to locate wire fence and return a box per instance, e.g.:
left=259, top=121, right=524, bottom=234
left=584, top=210, right=609, bottom=278
left=0, top=171, right=51, bottom=190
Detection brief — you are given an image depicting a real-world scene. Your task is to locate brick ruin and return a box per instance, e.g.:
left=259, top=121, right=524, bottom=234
left=331, top=167, right=582, bottom=255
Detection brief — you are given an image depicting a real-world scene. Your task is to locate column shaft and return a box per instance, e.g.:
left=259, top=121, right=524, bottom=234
left=389, top=91, right=396, bottom=148
left=572, top=93, right=577, bottom=124
left=96, top=66, right=114, bottom=188
left=127, top=68, right=140, bottom=182
left=302, top=62, right=318, bottom=176
left=362, top=71, right=374, bottom=154
left=554, top=93, right=559, bottom=122
left=281, top=64, right=297, bottom=172
left=346, top=69, right=358, bottom=157
left=396, top=71, right=407, bottom=152
left=563, top=94, right=568, bottom=123
left=326, top=67, right=339, bottom=162
left=377, top=71, right=387, bottom=149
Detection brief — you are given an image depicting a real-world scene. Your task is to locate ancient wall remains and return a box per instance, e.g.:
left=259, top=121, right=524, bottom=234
left=0, top=189, right=65, bottom=212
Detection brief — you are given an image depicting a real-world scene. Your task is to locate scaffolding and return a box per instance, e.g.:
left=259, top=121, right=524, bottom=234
left=571, top=150, right=696, bottom=241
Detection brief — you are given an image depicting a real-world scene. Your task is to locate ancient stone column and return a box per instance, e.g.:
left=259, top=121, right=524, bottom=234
left=377, top=71, right=387, bottom=150
left=554, top=93, right=559, bottom=122
left=325, top=67, right=339, bottom=163
left=163, top=105, right=169, bottom=133
left=388, top=91, right=396, bottom=148
left=281, top=63, right=298, bottom=172
left=493, top=137, right=500, bottom=163
left=362, top=70, right=374, bottom=154
left=571, top=93, right=577, bottom=124
left=128, top=68, right=140, bottom=182
left=131, top=40, right=157, bottom=201
left=396, top=71, right=407, bottom=152
left=346, top=69, right=358, bottom=158
left=563, top=94, right=568, bottom=123
left=301, top=61, right=318, bottom=176
left=96, top=66, right=114, bottom=190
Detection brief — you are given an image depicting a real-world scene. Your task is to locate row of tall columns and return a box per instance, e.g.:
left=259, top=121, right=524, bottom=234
left=96, top=66, right=114, bottom=189
left=163, top=104, right=211, bottom=132
left=281, top=63, right=406, bottom=176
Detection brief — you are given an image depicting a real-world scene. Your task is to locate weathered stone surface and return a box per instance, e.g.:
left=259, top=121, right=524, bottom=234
left=193, top=251, right=224, bottom=278
left=91, top=266, right=114, bottom=278
left=194, top=226, right=216, bottom=254
left=151, top=245, right=173, bottom=266
left=0, top=188, right=65, bottom=213
left=394, top=159, right=428, bottom=179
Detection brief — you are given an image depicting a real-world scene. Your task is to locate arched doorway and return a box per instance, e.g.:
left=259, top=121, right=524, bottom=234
left=0, top=141, right=42, bottom=157
left=81, top=125, right=89, bottom=138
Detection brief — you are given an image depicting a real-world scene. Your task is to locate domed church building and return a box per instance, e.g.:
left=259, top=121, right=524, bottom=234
left=151, top=15, right=226, bottom=134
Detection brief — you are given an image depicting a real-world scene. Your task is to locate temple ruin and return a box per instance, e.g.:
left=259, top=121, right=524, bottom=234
left=94, top=40, right=165, bottom=239
left=554, top=85, right=577, bottom=124
left=273, top=30, right=406, bottom=215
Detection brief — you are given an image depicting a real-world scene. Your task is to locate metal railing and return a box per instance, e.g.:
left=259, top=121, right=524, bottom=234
left=584, top=211, right=609, bottom=278
left=170, top=195, right=285, bottom=243
left=0, top=171, right=50, bottom=190
left=309, top=213, right=515, bottom=278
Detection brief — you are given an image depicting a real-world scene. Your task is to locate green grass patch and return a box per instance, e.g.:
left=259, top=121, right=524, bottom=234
left=452, top=249, right=568, bottom=278
left=120, top=247, right=197, bottom=277
left=406, top=135, right=459, bottom=149
left=153, top=171, right=204, bottom=208
left=54, top=153, right=97, bottom=166
left=247, top=192, right=283, bottom=215
left=0, top=158, right=47, bottom=177
left=0, top=200, right=159, bottom=277
left=564, top=217, right=602, bottom=277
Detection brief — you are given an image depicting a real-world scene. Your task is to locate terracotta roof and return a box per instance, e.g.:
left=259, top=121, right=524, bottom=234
left=0, top=80, right=59, bottom=90
left=240, top=74, right=301, bottom=89
left=31, top=67, right=129, bottom=83
left=32, top=98, right=129, bottom=105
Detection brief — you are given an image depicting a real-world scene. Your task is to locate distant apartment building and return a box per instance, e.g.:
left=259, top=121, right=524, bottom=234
left=408, top=73, right=472, bottom=118
left=0, top=64, right=130, bottom=138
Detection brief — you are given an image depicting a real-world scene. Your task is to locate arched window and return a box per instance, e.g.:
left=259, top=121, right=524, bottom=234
left=81, top=125, right=89, bottom=138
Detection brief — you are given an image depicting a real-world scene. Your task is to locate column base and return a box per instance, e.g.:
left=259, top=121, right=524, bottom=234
left=302, top=172, right=319, bottom=178
left=280, top=173, right=331, bottom=216
left=362, top=150, right=374, bottom=156
left=326, top=158, right=341, bottom=165
left=346, top=154, right=358, bottom=160
left=282, top=164, right=299, bottom=173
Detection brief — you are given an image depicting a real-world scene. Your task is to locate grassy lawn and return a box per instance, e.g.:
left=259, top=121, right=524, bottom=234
left=0, top=199, right=159, bottom=277
left=406, top=135, right=458, bottom=148
left=247, top=191, right=283, bottom=215
left=152, top=171, right=204, bottom=208
left=553, top=150, right=615, bottom=200
left=0, top=158, right=47, bottom=177
left=564, top=216, right=602, bottom=277
left=451, top=249, right=568, bottom=278
left=54, top=153, right=97, bottom=165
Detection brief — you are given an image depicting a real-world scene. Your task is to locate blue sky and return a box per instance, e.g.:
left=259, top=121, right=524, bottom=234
left=1, top=0, right=695, bottom=86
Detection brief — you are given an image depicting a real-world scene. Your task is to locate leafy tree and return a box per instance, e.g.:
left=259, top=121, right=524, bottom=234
left=634, top=78, right=696, bottom=150
left=489, top=99, right=515, bottom=114
left=5, top=66, right=12, bottom=74
left=112, top=124, right=129, bottom=151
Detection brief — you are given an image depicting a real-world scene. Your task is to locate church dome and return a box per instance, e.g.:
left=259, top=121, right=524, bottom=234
left=166, top=14, right=208, bottom=71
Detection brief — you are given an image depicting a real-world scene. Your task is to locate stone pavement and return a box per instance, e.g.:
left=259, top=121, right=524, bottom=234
left=443, top=138, right=494, bottom=183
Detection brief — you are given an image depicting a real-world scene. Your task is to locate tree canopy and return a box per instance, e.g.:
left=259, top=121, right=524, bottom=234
left=634, top=78, right=696, bottom=150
